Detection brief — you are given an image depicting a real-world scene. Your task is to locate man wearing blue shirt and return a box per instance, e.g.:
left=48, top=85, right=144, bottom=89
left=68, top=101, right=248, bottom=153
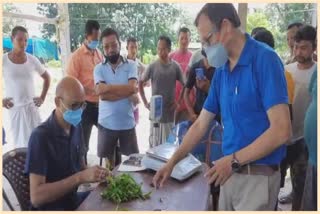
left=94, top=28, right=139, bottom=168
left=25, top=77, right=110, bottom=210
left=153, top=3, right=292, bottom=210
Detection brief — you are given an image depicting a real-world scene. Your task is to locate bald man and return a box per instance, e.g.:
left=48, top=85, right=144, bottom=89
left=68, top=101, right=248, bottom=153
left=24, top=77, right=110, bottom=211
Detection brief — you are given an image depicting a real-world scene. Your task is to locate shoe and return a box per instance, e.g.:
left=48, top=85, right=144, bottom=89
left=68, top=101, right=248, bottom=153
left=278, top=192, right=293, bottom=204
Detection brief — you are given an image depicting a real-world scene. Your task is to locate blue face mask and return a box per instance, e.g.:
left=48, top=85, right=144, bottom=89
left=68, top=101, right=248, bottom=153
left=204, top=43, right=228, bottom=68
left=87, top=40, right=99, bottom=49
left=61, top=102, right=83, bottom=126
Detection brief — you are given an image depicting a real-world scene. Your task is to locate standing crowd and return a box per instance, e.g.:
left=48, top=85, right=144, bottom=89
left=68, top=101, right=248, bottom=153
left=2, top=3, right=317, bottom=211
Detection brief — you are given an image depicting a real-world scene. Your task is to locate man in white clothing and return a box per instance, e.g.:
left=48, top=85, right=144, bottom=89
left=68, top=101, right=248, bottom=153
left=2, top=26, right=51, bottom=147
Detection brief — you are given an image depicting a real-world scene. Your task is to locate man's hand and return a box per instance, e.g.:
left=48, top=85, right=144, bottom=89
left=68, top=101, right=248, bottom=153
left=144, top=102, right=150, bottom=110
left=95, top=83, right=109, bottom=96
left=78, top=165, right=111, bottom=184
left=204, top=155, right=233, bottom=187
left=190, top=113, right=198, bottom=123
left=152, top=162, right=174, bottom=188
left=84, top=87, right=96, bottom=96
left=3, top=98, right=14, bottom=109
left=33, top=97, right=44, bottom=107
left=170, top=101, right=180, bottom=111
left=129, top=94, right=140, bottom=106
left=196, top=78, right=210, bottom=93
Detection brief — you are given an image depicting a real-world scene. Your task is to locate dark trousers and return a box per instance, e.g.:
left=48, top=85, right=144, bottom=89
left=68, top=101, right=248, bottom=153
left=280, top=139, right=308, bottom=210
left=82, top=101, right=99, bottom=164
left=301, top=164, right=317, bottom=210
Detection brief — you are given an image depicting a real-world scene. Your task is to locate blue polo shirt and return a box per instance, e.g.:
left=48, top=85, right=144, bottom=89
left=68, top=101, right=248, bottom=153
left=94, top=57, right=138, bottom=130
left=24, top=110, right=85, bottom=210
left=204, top=34, right=288, bottom=165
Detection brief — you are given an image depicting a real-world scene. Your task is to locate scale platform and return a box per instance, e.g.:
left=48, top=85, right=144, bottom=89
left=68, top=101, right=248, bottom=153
left=142, top=143, right=202, bottom=181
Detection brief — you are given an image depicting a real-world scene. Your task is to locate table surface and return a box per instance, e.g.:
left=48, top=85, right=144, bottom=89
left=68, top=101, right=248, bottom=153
left=77, top=164, right=210, bottom=211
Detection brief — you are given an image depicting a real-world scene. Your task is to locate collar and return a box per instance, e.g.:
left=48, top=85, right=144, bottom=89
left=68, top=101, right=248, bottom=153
left=47, top=110, right=73, bottom=137
left=236, top=33, right=255, bottom=66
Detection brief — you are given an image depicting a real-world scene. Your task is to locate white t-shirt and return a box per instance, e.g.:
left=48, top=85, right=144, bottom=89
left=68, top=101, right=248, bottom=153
left=286, top=62, right=316, bottom=142
left=3, top=53, right=46, bottom=106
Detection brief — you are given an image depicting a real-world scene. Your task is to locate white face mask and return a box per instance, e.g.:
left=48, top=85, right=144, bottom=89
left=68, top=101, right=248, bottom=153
left=204, top=42, right=228, bottom=68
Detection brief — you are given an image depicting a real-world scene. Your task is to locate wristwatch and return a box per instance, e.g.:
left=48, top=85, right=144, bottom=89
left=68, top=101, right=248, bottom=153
left=231, top=152, right=241, bottom=172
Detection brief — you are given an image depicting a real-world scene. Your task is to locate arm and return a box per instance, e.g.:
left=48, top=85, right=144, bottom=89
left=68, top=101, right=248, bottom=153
left=95, top=81, right=137, bottom=97
left=96, top=62, right=138, bottom=101
left=32, top=56, right=51, bottom=106
left=139, top=64, right=152, bottom=109
left=184, top=88, right=196, bottom=116
left=30, top=165, right=108, bottom=208
left=168, top=109, right=215, bottom=166
left=176, top=63, right=186, bottom=107
left=235, top=104, right=291, bottom=165
left=205, top=51, right=291, bottom=186
left=30, top=172, right=81, bottom=207
left=39, top=71, right=51, bottom=101
left=139, top=80, right=149, bottom=109
left=184, top=66, right=197, bottom=116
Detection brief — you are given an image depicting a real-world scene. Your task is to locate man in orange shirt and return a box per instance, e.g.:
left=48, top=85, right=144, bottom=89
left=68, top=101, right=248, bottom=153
left=67, top=20, right=103, bottom=164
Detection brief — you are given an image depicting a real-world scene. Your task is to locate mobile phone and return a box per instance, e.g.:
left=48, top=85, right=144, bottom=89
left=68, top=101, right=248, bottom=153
left=195, top=68, right=205, bottom=80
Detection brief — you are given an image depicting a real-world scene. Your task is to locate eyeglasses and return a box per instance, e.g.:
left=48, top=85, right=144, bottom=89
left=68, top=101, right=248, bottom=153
left=203, top=28, right=218, bottom=48
left=59, top=98, right=87, bottom=111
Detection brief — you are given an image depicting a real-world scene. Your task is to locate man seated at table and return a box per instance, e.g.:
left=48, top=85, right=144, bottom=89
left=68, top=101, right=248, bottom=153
left=24, top=76, right=110, bottom=211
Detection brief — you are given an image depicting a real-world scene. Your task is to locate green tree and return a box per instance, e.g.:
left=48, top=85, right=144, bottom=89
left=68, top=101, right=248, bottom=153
left=37, top=3, right=181, bottom=59
left=264, top=3, right=315, bottom=59
left=247, top=3, right=315, bottom=60
left=246, top=12, right=271, bottom=35
left=37, top=3, right=58, bottom=39
left=3, top=3, right=26, bottom=36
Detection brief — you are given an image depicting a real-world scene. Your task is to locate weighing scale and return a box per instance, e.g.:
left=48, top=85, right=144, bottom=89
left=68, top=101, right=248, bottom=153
left=142, top=96, right=202, bottom=181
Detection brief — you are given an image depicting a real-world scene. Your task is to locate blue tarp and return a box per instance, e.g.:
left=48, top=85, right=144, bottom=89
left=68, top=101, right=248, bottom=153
left=3, top=37, right=59, bottom=61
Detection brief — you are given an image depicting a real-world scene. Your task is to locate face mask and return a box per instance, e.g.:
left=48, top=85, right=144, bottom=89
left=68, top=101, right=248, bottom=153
left=87, top=40, right=99, bottom=49
left=60, top=101, right=83, bottom=126
left=105, top=53, right=120, bottom=64
left=204, top=43, right=228, bottom=68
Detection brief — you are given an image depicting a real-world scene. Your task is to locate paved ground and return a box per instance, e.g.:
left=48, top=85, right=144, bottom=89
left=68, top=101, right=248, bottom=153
left=2, top=67, right=292, bottom=211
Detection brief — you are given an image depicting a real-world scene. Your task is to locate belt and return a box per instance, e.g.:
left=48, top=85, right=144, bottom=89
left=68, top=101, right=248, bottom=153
left=86, top=101, right=99, bottom=107
left=237, top=164, right=279, bottom=176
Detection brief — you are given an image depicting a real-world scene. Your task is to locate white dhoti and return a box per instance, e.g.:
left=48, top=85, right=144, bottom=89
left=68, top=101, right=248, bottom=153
left=9, top=102, right=41, bottom=148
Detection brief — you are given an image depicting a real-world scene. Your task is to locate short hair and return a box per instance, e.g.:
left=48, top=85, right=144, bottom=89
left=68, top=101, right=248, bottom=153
left=251, top=27, right=267, bottom=37
left=294, top=25, right=317, bottom=48
left=287, top=22, right=303, bottom=30
left=85, top=20, right=100, bottom=35
left=158, top=35, right=172, bottom=51
left=11, top=26, right=28, bottom=37
left=127, top=37, right=137, bottom=46
left=253, top=29, right=275, bottom=49
left=194, top=3, right=241, bottom=30
left=100, top=28, right=120, bottom=43
left=178, top=27, right=191, bottom=36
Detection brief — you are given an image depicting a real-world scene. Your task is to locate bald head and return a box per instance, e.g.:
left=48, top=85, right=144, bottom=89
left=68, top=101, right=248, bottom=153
left=55, top=76, right=85, bottom=111
left=56, top=76, right=84, bottom=98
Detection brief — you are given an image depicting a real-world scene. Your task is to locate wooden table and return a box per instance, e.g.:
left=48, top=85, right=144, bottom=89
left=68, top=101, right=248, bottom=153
left=77, top=164, right=210, bottom=211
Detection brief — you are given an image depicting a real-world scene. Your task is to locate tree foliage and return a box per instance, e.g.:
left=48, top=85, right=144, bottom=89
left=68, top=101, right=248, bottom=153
left=37, top=3, right=184, bottom=59
left=3, top=3, right=26, bottom=36
left=247, top=3, right=315, bottom=59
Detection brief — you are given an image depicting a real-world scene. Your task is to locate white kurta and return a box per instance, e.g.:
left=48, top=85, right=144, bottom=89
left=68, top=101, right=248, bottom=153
left=3, top=53, right=45, bottom=148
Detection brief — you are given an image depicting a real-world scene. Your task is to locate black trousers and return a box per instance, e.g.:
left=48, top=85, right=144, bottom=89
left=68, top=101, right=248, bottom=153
left=81, top=101, right=99, bottom=164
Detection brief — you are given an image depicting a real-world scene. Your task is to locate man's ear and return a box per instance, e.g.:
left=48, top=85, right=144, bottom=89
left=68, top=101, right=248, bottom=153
left=54, top=97, right=60, bottom=108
